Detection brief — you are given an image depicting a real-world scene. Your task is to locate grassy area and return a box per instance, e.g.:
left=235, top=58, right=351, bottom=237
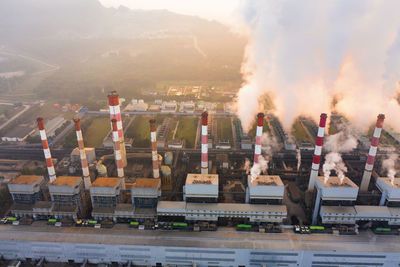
left=125, top=116, right=151, bottom=147
left=173, top=117, right=198, bottom=148
left=60, top=116, right=110, bottom=148
left=291, top=120, right=310, bottom=143
left=217, top=118, right=233, bottom=142
left=84, top=117, right=110, bottom=147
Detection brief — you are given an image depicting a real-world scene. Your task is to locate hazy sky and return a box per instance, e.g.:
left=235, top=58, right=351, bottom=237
left=99, top=0, right=240, bottom=23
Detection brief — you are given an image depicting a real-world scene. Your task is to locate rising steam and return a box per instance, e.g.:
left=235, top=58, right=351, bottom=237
left=322, top=127, right=357, bottom=184
left=248, top=133, right=279, bottom=182
left=382, top=153, right=398, bottom=185
left=236, top=1, right=400, bottom=132
left=296, top=148, right=301, bottom=171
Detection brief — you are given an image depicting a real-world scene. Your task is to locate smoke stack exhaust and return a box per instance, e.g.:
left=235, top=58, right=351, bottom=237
left=37, top=117, right=56, bottom=183
left=308, top=113, right=327, bottom=191
left=112, top=119, right=124, bottom=178
left=108, top=91, right=127, bottom=167
left=360, top=114, right=385, bottom=192
left=201, top=112, right=208, bottom=174
left=74, top=118, right=91, bottom=189
left=254, top=113, right=264, bottom=164
left=150, top=119, right=159, bottom=178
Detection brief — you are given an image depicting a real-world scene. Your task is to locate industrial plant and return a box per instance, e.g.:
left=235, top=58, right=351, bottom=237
left=1, top=91, right=400, bottom=266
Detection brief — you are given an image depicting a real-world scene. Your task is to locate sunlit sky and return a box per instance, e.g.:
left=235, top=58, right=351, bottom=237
left=99, top=0, right=241, bottom=24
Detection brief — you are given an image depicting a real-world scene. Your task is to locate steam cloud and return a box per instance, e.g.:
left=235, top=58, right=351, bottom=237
left=247, top=133, right=279, bottom=182
left=236, top=1, right=400, bottom=132
left=296, top=148, right=301, bottom=171
left=322, top=127, right=357, bottom=183
left=382, top=154, right=398, bottom=185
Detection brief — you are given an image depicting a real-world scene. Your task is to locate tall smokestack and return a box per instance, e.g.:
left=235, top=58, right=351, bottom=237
left=74, top=118, right=91, bottom=189
left=308, top=113, right=327, bottom=191
left=37, top=117, right=56, bottom=183
left=254, top=113, right=264, bottom=164
left=108, top=91, right=127, bottom=167
left=360, top=114, right=385, bottom=192
left=112, top=119, right=124, bottom=178
left=201, top=112, right=208, bottom=175
left=150, top=119, right=159, bottom=178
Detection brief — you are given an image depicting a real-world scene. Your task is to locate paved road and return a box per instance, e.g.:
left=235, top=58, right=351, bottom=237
left=0, top=222, right=399, bottom=253
left=0, top=104, right=31, bottom=131
left=52, top=112, right=86, bottom=145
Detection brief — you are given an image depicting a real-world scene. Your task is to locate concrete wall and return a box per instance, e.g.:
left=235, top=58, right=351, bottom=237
left=1, top=240, right=400, bottom=266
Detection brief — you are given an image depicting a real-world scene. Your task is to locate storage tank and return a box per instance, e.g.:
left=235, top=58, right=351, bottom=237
left=165, top=152, right=173, bottom=166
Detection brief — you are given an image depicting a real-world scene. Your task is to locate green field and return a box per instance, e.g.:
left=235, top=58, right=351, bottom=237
left=291, top=120, right=310, bottom=143
left=217, top=118, right=233, bottom=142
left=61, top=116, right=110, bottom=148
left=125, top=116, right=151, bottom=147
left=173, top=117, right=198, bottom=148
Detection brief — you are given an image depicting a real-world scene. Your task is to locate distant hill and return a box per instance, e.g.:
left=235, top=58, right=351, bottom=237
left=0, top=0, right=245, bottom=103
left=0, top=0, right=233, bottom=42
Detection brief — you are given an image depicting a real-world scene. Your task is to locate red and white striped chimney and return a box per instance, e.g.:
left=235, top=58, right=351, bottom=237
left=108, top=91, right=127, bottom=167
left=308, top=113, right=327, bottom=191
left=37, top=117, right=56, bottom=183
left=254, top=113, right=264, bottom=164
left=74, top=118, right=91, bottom=189
left=201, top=112, right=208, bottom=175
left=150, top=119, right=159, bottom=178
left=111, top=119, right=124, bottom=178
left=360, top=114, right=385, bottom=192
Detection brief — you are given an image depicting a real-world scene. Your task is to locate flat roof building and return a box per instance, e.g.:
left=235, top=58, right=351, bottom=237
left=315, top=176, right=359, bottom=201
left=48, top=176, right=85, bottom=219
left=131, top=178, right=161, bottom=209
left=184, top=174, right=218, bottom=203
left=247, top=175, right=285, bottom=204
left=376, top=177, right=400, bottom=205
left=90, top=178, right=122, bottom=219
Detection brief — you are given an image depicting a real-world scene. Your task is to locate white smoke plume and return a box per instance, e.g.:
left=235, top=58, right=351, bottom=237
left=296, top=148, right=301, bottom=171
left=244, top=158, right=251, bottom=174
left=236, top=1, right=400, bottom=133
left=250, top=155, right=269, bottom=182
left=322, top=127, right=357, bottom=183
left=382, top=154, right=398, bottom=185
left=323, top=152, right=348, bottom=184
left=249, top=132, right=279, bottom=182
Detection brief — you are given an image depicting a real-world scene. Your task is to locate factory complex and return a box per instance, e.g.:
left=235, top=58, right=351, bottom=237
left=2, top=91, right=400, bottom=266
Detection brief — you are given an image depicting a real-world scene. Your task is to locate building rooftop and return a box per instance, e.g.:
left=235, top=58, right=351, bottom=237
left=10, top=175, right=43, bottom=185
left=317, top=176, right=357, bottom=188
left=377, top=177, right=400, bottom=189
left=186, top=174, right=218, bottom=186
left=49, top=176, right=81, bottom=187
left=321, top=205, right=357, bottom=215
left=91, top=177, right=121, bottom=188
left=248, top=175, right=284, bottom=187
left=132, top=178, right=160, bottom=189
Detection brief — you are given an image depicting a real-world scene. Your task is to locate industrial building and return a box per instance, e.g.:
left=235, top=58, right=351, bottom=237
left=4, top=90, right=400, bottom=266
